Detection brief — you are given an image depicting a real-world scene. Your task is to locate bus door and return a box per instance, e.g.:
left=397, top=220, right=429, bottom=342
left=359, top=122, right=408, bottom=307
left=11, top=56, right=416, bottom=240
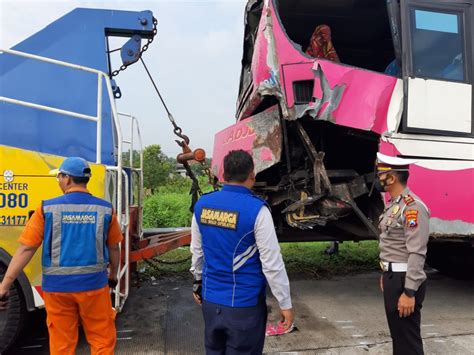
left=400, top=0, right=473, bottom=137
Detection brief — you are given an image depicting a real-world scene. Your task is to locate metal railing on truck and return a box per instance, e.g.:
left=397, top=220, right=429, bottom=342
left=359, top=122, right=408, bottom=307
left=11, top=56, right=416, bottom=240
left=0, top=49, right=192, bottom=312
left=0, top=48, right=131, bottom=311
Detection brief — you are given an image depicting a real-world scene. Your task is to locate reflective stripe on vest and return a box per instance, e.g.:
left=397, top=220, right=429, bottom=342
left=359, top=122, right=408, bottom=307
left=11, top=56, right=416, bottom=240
left=42, top=204, right=112, bottom=272
left=233, top=242, right=258, bottom=272
left=43, top=264, right=107, bottom=275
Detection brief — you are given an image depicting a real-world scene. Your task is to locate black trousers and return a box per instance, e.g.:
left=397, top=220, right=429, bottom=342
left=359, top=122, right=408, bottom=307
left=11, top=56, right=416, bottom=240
left=383, top=271, right=427, bottom=355
left=202, top=298, right=267, bottom=355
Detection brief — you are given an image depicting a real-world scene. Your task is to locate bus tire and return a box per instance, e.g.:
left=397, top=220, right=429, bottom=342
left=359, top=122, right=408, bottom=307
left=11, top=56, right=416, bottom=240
left=0, top=262, right=27, bottom=354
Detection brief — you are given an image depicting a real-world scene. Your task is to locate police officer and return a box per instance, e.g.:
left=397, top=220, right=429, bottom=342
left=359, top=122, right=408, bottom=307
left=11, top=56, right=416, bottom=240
left=375, top=153, right=430, bottom=355
left=0, top=157, right=122, bottom=355
left=190, top=150, right=294, bottom=354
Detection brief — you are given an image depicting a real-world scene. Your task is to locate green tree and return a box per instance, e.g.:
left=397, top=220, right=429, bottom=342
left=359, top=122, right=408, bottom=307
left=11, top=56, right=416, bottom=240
left=190, top=158, right=212, bottom=177
left=143, top=144, right=173, bottom=194
left=122, top=150, right=141, bottom=168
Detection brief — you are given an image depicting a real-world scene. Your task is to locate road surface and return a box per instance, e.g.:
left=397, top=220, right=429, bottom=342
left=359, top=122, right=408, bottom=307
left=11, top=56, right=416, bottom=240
left=7, top=271, right=474, bottom=354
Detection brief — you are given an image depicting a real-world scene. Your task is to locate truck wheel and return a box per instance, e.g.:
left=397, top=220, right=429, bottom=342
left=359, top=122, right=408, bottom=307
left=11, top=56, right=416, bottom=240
left=427, top=241, right=474, bottom=280
left=0, top=263, right=27, bottom=354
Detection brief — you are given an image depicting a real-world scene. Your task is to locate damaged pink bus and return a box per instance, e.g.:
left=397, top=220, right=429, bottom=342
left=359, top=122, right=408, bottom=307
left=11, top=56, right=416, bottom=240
left=211, top=0, right=473, bottom=276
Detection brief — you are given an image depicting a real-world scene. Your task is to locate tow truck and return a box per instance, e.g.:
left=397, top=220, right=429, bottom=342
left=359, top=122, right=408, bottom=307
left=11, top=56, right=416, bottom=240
left=0, top=8, right=203, bottom=351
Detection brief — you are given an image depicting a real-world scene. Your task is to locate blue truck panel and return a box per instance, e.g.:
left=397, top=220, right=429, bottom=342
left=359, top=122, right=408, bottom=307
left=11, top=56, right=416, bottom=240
left=0, top=8, right=154, bottom=165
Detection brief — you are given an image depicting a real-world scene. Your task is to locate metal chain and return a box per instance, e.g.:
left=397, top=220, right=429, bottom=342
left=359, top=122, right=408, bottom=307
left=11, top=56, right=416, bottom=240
left=125, top=20, right=221, bottom=199
left=203, top=165, right=220, bottom=191
left=111, top=17, right=158, bottom=77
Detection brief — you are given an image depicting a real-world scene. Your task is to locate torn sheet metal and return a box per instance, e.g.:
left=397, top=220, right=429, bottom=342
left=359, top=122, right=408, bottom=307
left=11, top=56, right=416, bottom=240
left=238, top=0, right=401, bottom=135
left=239, top=3, right=289, bottom=120
left=212, top=105, right=282, bottom=182
left=315, top=60, right=398, bottom=134
left=280, top=60, right=399, bottom=133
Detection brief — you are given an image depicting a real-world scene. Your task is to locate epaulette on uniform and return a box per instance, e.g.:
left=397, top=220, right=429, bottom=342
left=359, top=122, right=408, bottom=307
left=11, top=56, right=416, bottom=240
left=403, top=194, right=415, bottom=206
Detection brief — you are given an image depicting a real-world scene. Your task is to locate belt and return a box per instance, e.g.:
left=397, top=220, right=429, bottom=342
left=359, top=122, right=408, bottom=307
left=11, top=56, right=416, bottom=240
left=379, top=261, right=408, bottom=272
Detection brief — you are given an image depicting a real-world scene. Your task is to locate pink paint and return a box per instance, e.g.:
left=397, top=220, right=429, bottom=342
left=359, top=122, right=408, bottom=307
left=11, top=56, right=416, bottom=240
left=212, top=117, right=256, bottom=181
left=241, top=1, right=397, bottom=135
left=280, top=62, right=316, bottom=107
left=380, top=141, right=474, bottom=224
left=260, top=147, right=273, bottom=161
left=316, top=61, right=396, bottom=134
left=410, top=165, right=474, bottom=223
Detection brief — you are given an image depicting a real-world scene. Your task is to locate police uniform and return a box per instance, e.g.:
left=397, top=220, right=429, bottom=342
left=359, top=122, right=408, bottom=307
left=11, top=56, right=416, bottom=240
left=377, top=153, right=430, bottom=355
left=190, top=184, right=292, bottom=355
left=18, top=158, right=122, bottom=355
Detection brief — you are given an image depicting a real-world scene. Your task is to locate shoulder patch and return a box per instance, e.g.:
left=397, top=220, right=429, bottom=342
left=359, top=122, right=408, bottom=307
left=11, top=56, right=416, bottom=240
left=403, top=194, right=415, bottom=206
left=404, top=209, right=418, bottom=228
left=200, top=207, right=239, bottom=230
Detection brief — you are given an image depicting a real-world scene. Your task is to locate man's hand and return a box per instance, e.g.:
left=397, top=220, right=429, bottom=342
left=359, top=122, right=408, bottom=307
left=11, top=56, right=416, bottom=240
left=192, top=280, right=202, bottom=306
left=398, top=293, right=415, bottom=317
left=279, top=308, right=294, bottom=331
left=380, top=274, right=384, bottom=292
left=0, top=288, right=9, bottom=311
left=108, top=278, right=118, bottom=289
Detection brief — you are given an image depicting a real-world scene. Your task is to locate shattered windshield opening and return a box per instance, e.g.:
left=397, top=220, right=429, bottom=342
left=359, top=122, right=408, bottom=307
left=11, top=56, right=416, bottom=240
left=275, top=0, right=396, bottom=73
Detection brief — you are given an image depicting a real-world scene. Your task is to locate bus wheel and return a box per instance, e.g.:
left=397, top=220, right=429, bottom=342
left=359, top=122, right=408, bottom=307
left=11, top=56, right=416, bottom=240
left=427, top=241, right=474, bottom=280
left=0, top=263, right=27, bottom=353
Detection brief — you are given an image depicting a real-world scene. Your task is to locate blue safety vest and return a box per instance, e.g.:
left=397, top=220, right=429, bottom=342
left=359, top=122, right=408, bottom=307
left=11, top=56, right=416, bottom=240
left=194, top=185, right=267, bottom=307
left=41, top=192, right=113, bottom=292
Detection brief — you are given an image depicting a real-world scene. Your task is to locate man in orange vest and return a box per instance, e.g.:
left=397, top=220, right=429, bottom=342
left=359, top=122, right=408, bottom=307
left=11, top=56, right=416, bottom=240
left=0, top=157, right=122, bottom=355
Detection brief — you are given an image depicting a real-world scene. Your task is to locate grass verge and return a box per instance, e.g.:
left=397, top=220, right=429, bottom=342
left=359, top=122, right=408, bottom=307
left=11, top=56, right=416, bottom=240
left=140, top=241, right=379, bottom=280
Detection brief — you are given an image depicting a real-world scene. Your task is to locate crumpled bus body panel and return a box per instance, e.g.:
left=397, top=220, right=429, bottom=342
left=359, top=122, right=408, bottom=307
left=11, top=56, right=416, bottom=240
left=237, top=0, right=402, bottom=129
left=213, top=0, right=474, bottom=240
left=212, top=105, right=281, bottom=181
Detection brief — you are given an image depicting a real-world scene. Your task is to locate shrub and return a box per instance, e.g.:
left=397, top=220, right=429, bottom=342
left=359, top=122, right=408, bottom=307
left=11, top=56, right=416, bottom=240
left=143, top=176, right=216, bottom=228
left=157, top=176, right=192, bottom=194
left=143, top=193, right=192, bottom=228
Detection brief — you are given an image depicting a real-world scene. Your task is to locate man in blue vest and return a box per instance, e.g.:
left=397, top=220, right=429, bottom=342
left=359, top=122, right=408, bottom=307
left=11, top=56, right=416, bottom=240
left=190, top=150, right=294, bottom=354
left=0, top=157, right=122, bottom=355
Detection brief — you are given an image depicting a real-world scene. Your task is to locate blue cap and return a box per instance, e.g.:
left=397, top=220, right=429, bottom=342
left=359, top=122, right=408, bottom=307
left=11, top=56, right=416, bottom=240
left=50, top=157, right=91, bottom=177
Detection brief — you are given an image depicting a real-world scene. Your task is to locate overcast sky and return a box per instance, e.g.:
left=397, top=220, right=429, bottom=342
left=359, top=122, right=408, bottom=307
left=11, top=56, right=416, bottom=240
left=0, top=0, right=246, bottom=157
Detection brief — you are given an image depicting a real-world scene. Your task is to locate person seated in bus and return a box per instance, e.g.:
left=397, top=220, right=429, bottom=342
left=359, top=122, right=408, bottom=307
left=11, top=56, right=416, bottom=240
left=305, top=24, right=340, bottom=63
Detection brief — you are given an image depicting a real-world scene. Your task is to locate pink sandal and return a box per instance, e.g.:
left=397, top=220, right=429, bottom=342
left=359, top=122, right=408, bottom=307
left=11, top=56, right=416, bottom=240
left=265, top=322, right=296, bottom=336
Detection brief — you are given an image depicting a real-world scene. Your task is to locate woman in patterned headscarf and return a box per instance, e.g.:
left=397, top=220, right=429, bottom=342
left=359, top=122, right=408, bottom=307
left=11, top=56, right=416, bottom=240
left=306, top=24, right=340, bottom=62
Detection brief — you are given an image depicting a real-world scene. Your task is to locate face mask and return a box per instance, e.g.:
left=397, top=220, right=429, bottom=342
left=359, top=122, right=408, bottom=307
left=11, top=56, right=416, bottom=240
left=374, top=176, right=388, bottom=192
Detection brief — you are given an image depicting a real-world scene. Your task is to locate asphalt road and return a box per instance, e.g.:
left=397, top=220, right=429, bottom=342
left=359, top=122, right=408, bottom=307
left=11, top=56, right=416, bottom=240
left=7, top=271, right=474, bottom=354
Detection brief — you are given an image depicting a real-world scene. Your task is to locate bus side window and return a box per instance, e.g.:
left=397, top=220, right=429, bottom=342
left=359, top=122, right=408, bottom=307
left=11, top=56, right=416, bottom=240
left=411, top=9, right=466, bottom=82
